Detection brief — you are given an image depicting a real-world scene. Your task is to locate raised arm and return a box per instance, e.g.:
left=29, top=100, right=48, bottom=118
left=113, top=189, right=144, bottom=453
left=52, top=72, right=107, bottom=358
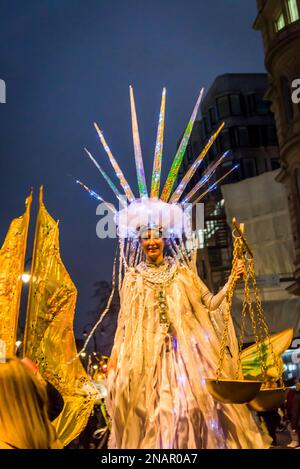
left=201, top=281, right=229, bottom=310
left=199, top=261, right=243, bottom=311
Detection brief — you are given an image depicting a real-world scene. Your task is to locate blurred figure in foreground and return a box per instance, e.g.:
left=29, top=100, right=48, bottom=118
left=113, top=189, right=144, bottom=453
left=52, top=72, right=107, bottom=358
left=0, top=357, right=61, bottom=449
left=287, top=381, right=300, bottom=448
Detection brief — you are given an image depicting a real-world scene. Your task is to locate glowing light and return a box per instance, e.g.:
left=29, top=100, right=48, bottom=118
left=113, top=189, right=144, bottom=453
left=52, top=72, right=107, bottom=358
left=129, top=85, right=148, bottom=197
left=169, top=122, right=225, bottom=203
left=15, top=340, right=22, bottom=349
left=161, top=88, right=204, bottom=201
left=22, top=273, right=31, bottom=283
left=177, top=374, right=186, bottom=384
left=210, top=420, right=218, bottom=430
left=80, top=352, right=87, bottom=357
left=151, top=88, right=166, bottom=198
left=74, top=178, right=117, bottom=213
left=182, top=150, right=229, bottom=203
left=192, top=164, right=239, bottom=205
left=94, top=123, right=135, bottom=202
left=84, top=148, right=126, bottom=207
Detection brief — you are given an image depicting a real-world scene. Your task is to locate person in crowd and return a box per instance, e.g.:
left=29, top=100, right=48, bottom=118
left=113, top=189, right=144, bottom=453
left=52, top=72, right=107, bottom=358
left=257, top=410, right=281, bottom=446
left=0, top=357, right=61, bottom=449
left=287, top=381, right=300, bottom=448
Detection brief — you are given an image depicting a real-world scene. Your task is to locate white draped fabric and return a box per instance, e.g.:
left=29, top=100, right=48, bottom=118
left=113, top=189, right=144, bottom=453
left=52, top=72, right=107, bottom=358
left=106, top=261, right=270, bottom=449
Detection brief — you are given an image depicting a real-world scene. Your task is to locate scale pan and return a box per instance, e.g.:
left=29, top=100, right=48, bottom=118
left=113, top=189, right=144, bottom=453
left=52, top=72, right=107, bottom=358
left=206, top=378, right=263, bottom=404
left=247, top=387, right=287, bottom=412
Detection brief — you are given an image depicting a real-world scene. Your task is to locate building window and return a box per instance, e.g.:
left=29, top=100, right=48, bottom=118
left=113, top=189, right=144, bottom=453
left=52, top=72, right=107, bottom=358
left=266, top=125, right=278, bottom=145
left=237, top=126, right=249, bottom=147
left=209, top=107, right=217, bottom=125
left=249, top=126, right=262, bottom=147
left=206, top=114, right=212, bottom=133
left=271, top=158, right=281, bottom=170
left=220, top=128, right=232, bottom=151
left=217, top=96, right=230, bottom=119
left=200, top=120, right=206, bottom=140
left=186, top=144, right=193, bottom=163
left=254, top=94, right=271, bottom=115
left=230, top=94, right=242, bottom=115
left=287, top=0, right=299, bottom=23
left=281, top=76, right=294, bottom=122
left=202, top=116, right=208, bottom=136
left=243, top=159, right=257, bottom=178
left=275, top=11, right=285, bottom=31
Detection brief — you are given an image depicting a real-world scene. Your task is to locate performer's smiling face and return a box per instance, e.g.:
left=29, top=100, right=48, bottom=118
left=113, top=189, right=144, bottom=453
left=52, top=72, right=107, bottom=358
left=141, top=229, right=164, bottom=265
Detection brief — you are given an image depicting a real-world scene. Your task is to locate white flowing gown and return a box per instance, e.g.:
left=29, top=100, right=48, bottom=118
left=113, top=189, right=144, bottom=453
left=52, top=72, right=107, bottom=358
left=106, top=259, right=271, bottom=449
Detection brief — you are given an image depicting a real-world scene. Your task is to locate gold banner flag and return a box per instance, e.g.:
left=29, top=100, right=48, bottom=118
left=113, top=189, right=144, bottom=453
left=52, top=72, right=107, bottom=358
left=24, top=187, right=98, bottom=446
left=0, top=193, right=32, bottom=356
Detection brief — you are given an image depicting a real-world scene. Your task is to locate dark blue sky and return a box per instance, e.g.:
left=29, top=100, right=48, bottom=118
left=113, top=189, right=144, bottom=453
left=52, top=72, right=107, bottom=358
left=0, top=0, right=265, bottom=334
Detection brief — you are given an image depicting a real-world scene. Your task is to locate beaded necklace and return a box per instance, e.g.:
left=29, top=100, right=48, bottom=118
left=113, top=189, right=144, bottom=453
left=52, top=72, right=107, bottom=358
left=136, top=257, right=178, bottom=328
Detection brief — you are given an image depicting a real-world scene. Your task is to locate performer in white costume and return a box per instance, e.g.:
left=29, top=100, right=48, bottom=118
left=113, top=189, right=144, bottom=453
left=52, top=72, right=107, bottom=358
left=77, top=87, right=271, bottom=448
left=106, top=226, right=270, bottom=449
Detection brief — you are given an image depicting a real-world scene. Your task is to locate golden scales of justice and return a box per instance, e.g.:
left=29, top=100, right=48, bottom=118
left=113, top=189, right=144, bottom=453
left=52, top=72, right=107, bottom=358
left=206, top=217, right=291, bottom=412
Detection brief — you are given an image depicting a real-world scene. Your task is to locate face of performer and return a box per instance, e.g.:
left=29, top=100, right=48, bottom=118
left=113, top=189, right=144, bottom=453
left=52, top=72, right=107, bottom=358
left=141, top=229, right=164, bottom=265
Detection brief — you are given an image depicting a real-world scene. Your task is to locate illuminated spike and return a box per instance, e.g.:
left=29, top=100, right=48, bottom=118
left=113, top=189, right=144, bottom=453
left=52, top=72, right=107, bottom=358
left=84, top=148, right=126, bottom=207
left=192, top=164, right=240, bottom=204
left=94, top=123, right=135, bottom=202
left=170, top=122, right=224, bottom=203
left=129, top=85, right=148, bottom=198
left=181, top=151, right=230, bottom=203
left=151, top=88, right=166, bottom=198
left=160, top=88, right=204, bottom=202
left=75, top=178, right=117, bottom=213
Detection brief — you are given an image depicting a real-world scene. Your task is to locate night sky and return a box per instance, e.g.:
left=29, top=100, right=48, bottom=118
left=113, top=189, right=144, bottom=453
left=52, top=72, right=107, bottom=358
left=0, top=0, right=265, bottom=336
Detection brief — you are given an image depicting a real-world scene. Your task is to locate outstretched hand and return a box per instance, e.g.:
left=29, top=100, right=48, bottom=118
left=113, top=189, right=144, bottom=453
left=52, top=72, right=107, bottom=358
left=230, top=260, right=244, bottom=283
left=228, top=260, right=244, bottom=283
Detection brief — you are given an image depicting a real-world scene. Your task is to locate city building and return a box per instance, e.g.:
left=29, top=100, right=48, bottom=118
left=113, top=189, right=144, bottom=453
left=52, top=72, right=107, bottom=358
left=254, top=0, right=300, bottom=295
left=178, top=73, right=280, bottom=293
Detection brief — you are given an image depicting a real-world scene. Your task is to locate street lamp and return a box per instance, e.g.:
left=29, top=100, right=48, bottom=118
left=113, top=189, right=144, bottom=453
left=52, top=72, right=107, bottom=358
left=15, top=340, right=23, bottom=357
left=22, top=257, right=32, bottom=283
left=22, top=273, right=31, bottom=283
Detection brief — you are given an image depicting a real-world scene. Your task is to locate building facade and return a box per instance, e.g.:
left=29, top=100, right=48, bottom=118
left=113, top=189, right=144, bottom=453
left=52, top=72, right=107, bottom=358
left=178, top=73, right=280, bottom=292
left=254, top=0, right=300, bottom=295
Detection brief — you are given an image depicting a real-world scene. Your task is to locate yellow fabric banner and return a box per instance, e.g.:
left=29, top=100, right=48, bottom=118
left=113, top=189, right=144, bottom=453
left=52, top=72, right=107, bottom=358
left=241, top=328, right=293, bottom=381
left=0, top=193, right=32, bottom=357
left=24, top=187, right=98, bottom=446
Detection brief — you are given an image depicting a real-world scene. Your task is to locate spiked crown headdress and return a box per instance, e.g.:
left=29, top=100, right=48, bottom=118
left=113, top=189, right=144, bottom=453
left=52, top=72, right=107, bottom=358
left=76, top=86, right=238, bottom=239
